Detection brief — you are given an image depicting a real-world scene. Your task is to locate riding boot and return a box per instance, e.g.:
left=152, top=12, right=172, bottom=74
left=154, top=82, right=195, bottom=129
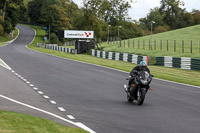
left=124, top=85, right=129, bottom=93
left=124, top=84, right=131, bottom=93
left=127, top=85, right=131, bottom=93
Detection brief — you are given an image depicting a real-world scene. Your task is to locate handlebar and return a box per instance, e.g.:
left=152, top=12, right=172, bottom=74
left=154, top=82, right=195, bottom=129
left=126, top=76, right=135, bottom=80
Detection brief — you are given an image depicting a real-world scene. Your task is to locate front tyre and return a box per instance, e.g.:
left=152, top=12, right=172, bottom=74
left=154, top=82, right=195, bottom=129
left=137, top=89, right=146, bottom=105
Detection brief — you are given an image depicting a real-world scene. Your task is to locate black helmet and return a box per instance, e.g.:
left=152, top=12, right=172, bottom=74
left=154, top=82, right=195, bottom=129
left=139, top=61, right=147, bottom=70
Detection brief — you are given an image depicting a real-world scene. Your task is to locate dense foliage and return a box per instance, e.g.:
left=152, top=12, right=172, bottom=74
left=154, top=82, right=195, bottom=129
left=1, top=0, right=200, bottom=43
left=0, top=0, right=27, bottom=34
left=140, top=0, right=200, bottom=33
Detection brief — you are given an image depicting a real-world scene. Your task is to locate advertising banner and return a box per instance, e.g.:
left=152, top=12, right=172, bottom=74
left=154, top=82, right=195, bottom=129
left=64, top=30, right=94, bottom=39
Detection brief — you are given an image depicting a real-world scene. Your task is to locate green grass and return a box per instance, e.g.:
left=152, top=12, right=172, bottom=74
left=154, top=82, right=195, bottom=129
left=99, top=25, right=200, bottom=58
left=0, top=111, right=88, bottom=133
left=0, top=28, right=19, bottom=43
left=26, top=24, right=200, bottom=87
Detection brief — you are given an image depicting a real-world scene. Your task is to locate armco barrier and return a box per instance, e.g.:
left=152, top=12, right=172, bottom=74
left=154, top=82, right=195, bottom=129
left=156, top=57, right=164, bottom=66
left=156, top=56, right=200, bottom=71
left=44, top=44, right=77, bottom=54
left=91, top=49, right=149, bottom=65
left=36, top=43, right=43, bottom=47
left=173, top=57, right=181, bottom=68
left=191, top=58, right=200, bottom=71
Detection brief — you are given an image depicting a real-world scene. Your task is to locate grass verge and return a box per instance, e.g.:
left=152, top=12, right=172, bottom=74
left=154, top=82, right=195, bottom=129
left=26, top=24, right=200, bottom=87
left=0, top=111, right=88, bottom=133
left=0, top=44, right=5, bottom=46
left=0, top=28, right=19, bottom=43
left=99, top=25, right=200, bottom=58
left=98, top=42, right=200, bottom=58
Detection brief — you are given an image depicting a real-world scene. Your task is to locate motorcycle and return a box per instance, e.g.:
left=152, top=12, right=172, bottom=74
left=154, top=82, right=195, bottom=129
left=124, top=70, right=154, bottom=105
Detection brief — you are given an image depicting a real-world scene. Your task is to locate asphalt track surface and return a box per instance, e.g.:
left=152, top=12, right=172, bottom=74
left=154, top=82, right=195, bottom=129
left=0, top=25, right=200, bottom=133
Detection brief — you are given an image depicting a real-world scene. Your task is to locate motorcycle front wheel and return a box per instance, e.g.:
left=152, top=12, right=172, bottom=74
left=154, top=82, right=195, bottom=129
left=137, top=89, right=146, bottom=105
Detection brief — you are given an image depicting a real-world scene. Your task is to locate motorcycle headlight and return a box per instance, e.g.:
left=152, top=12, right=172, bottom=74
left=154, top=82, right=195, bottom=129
left=141, top=80, right=148, bottom=85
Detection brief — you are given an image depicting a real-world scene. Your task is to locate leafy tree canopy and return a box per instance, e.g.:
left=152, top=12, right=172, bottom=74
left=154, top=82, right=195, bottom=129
left=0, top=0, right=26, bottom=34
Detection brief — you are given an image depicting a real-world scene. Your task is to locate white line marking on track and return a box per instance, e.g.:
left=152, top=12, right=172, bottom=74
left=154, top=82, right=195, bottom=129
left=29, top=84, right=34, bottom=87
left=4, top=26, right=96, bottom=132
left=38, top=91, right=44, bottom=95
left=50, top=101, right=57, bottom=104
left=58, top=107, right=66, bottom=112
left=67, top=115, right=75, bottom=120
left=76, top=122, right=96, bottom=133
left=43, top=95, right=49, bottom=99
left=0, top=94, right=96, bottom=133
left=33, top=87, right=38, bottom=90
left=26, top=27, right=36, bottom=45
left=26, top=81, right=30, bottom=84
left=0, top=58, right=12, bottom=70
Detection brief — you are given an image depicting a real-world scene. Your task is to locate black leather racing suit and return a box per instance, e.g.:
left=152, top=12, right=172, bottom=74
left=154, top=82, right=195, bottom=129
left=128, top=66, right=150, bottom=87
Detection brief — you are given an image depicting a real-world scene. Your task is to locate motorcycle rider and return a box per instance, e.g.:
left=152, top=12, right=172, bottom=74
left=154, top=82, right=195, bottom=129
left=125, top=61, right=150, bottom=93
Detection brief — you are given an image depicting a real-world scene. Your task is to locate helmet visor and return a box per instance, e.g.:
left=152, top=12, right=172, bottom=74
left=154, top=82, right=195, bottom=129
left=142, top=66, right=146, bottom=70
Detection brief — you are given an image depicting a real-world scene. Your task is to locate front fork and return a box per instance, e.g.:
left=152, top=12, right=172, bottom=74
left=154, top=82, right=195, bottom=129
left=137, top=87, right=149, bottom=96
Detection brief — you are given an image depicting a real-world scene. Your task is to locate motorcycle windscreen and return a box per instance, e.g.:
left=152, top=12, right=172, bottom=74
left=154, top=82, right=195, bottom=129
left=138, top=71, right=151, bottom=85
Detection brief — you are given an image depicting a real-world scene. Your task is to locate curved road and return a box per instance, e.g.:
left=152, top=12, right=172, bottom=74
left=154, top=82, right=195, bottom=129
left=0, top=25, right=200, bottom=133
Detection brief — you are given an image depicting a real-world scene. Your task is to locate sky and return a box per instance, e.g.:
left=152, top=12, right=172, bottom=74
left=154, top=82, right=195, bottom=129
left=73, top=0, right=200, bottom=21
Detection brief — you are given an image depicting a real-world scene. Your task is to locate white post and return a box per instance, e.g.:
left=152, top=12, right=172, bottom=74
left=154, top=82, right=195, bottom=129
left=108, top=25, right=111, bottom=44
left=118, top=26, right=121, bottom=48
left=151, top=21, right=155, bottom=50
left=49, top=23, right=51, bottom=43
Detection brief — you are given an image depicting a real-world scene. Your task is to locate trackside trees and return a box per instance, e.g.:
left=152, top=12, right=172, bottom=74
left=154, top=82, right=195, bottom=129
left=28, top=0, right=71, bottom=39
left=160, top=0, right=185, bottom=29
left=82, top=0, right=135, bottom=40
left=0, top=0, right=25, bottom=34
